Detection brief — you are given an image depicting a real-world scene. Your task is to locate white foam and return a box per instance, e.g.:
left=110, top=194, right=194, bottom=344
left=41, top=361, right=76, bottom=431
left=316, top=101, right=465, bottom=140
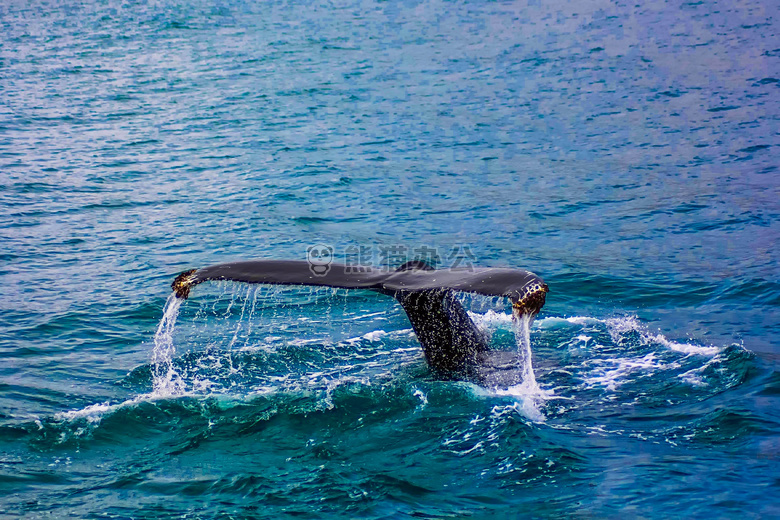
left=344, top=328, right=414, bottom=345
left=362, top=330, right=388, bottom=342
left=604, top=316, right=721, bottom=356
left=678, top=369, right=706, bottom=387
left=582, top=352, right=680, bottom=391
left=536, top=316, right=604, bottom=327
left=604, top=315, right=642, bottom=344
left=55, top=401, right=118, bottom=424
left=488, top=383, right=552, bottom=423
left=344, top=329, right=385, bottom=344
left=677, top=355, right=723, bottom=386
left=645, top=332, right=721, bottom=356
left=535, top=314, right=721, bottom=356
left=347, top=311, right=386, bottom=321
left=412, top=388, right=428, bottom=409
left=467, top=309, right=513, bottom=331
left=55, top=392, right=163, bottom=424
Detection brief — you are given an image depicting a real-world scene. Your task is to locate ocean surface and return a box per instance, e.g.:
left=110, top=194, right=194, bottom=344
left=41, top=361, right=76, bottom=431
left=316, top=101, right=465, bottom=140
left=1, top=0, right=779, bottom=517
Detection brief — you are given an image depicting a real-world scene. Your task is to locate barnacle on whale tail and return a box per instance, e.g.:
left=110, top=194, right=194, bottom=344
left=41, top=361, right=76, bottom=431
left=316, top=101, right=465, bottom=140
left=172, top=269, right=197, bottom=299
left=512, top=282, right=549, bottom=318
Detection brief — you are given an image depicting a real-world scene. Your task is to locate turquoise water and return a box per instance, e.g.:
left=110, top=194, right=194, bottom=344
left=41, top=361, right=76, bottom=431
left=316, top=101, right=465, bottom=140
left=2, top=0, right=779, bottom=517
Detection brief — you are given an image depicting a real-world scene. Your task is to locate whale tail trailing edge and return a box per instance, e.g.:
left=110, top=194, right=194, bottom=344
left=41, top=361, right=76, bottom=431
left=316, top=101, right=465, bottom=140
left=170, top=259, right=548, bottom=374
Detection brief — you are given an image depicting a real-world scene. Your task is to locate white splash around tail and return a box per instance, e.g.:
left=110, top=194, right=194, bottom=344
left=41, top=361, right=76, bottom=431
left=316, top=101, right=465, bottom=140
left=151, top=294, right=185, bottom=397
left=487, top=313, right=550, bottom=422
left=514, top=314, right=538, bottom=391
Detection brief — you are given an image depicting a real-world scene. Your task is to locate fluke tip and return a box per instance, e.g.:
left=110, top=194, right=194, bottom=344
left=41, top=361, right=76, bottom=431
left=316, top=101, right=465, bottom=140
left=172, top=269, right=197, bottom=299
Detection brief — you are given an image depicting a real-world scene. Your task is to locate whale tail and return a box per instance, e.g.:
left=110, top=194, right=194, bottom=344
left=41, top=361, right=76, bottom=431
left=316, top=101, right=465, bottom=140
left=170, top=259, right=548, bottom=374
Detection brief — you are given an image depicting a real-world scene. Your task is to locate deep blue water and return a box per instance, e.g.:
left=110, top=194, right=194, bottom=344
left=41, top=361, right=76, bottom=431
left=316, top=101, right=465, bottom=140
left=1, top=0, right=779, bottom=517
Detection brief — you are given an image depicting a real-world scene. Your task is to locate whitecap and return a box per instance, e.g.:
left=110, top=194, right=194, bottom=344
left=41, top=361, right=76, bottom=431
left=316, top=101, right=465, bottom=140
left=582, top=352, right=680, bottom=391
left=604, top=315, right=721, bottom=356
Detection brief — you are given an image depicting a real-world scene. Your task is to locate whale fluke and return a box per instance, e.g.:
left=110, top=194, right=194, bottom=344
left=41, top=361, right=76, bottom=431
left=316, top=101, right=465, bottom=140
left=170, top=260, right=548, bottom=374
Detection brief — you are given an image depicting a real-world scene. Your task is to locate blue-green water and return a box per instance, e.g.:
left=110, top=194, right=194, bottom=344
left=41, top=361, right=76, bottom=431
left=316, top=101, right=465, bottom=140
left=2, top=0, right=779, bottom=517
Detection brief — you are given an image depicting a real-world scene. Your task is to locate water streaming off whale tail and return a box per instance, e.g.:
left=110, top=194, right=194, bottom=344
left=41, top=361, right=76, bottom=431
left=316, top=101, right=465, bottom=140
left=498, top=313, right=550, bottom=422
left=151, top=294, right=185, bottom=398
left=140, top=284, right=749, bottom=422
left=143, top=284, right=550, bottom=416
left=142, top=283, right=427, bottom=403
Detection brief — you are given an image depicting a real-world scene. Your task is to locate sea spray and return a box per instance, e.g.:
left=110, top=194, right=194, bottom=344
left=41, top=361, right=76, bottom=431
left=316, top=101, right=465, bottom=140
left=514, top=314, right=539, bottom=389
left=493, top=312, right=548, bottom=422
left=151, top=294, right=185, bottom=397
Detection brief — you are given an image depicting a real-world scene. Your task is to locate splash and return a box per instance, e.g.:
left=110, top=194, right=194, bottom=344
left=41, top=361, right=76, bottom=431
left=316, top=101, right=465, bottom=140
left=151, top=294, right=185, bottom=397
left=468, top=309, right=513, bottom=329
left=536, top=315, right=722, bottom=357
left=514, top=314, right=538, bottom=391
left=50, top=294, right=188, bottom=428
left=581, top=352, right=680, bottom=391
left=488, top=313, right=549, bottom=422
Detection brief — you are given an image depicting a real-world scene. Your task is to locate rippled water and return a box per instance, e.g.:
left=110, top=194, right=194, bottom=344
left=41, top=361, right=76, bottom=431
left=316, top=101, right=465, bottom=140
left=1, top=0, right=778, bottom=517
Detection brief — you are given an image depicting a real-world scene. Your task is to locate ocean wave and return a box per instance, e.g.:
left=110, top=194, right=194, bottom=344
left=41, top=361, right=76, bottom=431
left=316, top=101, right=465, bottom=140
left=537, top=314, right=722, bottom=357
left=45, top=304, right=750, bottom=446
left=580, top=352, right=680, bottom=392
